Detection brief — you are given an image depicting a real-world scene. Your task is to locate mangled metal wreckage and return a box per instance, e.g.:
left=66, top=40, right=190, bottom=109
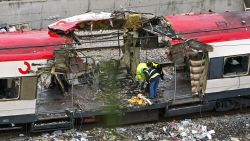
left=45, top=11, right=213, bottom=95
left=0, top=10, right=250, bottom=131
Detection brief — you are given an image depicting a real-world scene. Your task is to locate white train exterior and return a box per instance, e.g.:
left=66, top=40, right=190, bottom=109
left=0, top=30, right=68, bottom=125
left=166, top=11, right=250, bottom=99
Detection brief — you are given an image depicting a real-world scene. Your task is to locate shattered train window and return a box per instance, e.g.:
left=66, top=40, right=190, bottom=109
left=223, top=56, right=249, bottom=76
left=0, top=78, right=20, bottom=99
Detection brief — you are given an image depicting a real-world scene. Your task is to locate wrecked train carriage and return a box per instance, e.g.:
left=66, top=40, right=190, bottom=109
left=0, top=29, right=97, bottom=129
left=33, top=11, right=250, bottom=129
left=48, top=11, right=177, bottom=74
left=0, top=11, right=176, bottom=130
left=40, top=11, right=179, bottom=126
left=1, top=11, right=250, bottom=131
left=0, top=30, right=72, bottom=125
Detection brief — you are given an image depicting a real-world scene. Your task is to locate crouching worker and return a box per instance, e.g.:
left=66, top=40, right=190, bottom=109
left=143, top=67, right=160, bottom=99
left=135, top=63, right=149, bottom=90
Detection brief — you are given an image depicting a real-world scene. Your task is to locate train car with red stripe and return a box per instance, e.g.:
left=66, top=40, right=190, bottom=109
left=164, top=11, right=250, bottom=114
left=0, top=30, right=70, bottom=126
left=1, top=10, right=250, bottom=132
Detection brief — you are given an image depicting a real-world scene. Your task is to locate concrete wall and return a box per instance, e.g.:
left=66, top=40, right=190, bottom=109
left=0, top=0, right=244, bottom=29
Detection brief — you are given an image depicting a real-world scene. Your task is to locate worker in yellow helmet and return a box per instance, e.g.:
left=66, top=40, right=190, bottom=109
left=150, top=62, right=164, bottom=80
left=135, top=63, right=149, bottom=90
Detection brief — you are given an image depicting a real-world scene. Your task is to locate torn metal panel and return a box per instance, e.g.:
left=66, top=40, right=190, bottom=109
left=0, top=23, right=8, bottom=32
left=122, top=13, right=144, bottom=29
left=142, top=17, right=177, bottom=38
left=48, top=11, right=178, bottom=41
left=48, top=12, right=113, bottom=33
left=166, top=39, right=212, bottom=96
left=36, top=44, right=97, bottom=95
left=167, top=39, right=213, bottom=65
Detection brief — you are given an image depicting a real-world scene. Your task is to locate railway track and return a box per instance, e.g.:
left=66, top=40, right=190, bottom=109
left=0, top=106, right=250, bottom=140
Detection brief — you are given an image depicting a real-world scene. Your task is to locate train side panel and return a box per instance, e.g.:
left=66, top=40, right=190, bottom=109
left=0, top=76, right=37, bottom=125
left=207, top=39, right=250, bottom=93
left=0, top=100, right=36, bottom=124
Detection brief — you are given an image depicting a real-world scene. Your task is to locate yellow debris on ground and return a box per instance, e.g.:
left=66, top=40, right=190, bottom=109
left=128, top=94, right=151, bottom=106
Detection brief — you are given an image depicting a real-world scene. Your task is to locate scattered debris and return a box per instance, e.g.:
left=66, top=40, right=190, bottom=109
left=128, top=94, right=152, bottom=106
left=18, top=134, right=24, bottom=137
left=230, top=137, right=240, bottom=141
left=4, top=113, right=250, bottom=141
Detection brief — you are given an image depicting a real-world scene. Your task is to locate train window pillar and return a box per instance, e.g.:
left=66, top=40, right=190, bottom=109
left=208, top=57, right=224, bottom=79
left=223, top=56, right=249, bottom=76
left=20, top=76, right=37, bottom=100
left=0, top=78, right=20, bottom=100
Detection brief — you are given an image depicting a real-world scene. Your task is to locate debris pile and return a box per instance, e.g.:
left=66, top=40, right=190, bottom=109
left=13, top=119, right=216, bottom=141
left=128, top=94, right=152, bottom=106
left=28, top=129, right=127, bottom=141
left=198, top=114, right=250, bottom=140
left=162, top=119, right=215, bottom=140
left=6, top=113, right=250, bottom=141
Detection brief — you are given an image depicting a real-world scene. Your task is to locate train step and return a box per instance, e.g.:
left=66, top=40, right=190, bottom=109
left=31, top=120, right=72, bottom=132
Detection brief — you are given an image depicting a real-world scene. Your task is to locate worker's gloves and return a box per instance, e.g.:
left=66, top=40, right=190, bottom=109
left=134, top=80, right=139, bottom=87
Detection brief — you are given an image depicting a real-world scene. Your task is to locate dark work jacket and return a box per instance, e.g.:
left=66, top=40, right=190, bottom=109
left=144, top=68, right=160, bottom=83
left=152, top=62, right=164, bottom=80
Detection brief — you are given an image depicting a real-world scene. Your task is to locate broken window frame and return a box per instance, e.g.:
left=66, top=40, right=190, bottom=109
left=0, top=77, right=21, bottom=101
left=223, top=55, right=250, bottom=77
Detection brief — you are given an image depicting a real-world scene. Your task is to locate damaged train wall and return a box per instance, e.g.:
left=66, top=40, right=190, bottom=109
left=0, top=0, right=243, bottom=29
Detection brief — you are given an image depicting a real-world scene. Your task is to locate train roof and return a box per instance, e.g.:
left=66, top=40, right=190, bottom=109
left=165, top=11, right=250, bottom=44
left=48, top=12, right=112, bottom=34
left=0, top=30, right=71, bottom=62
